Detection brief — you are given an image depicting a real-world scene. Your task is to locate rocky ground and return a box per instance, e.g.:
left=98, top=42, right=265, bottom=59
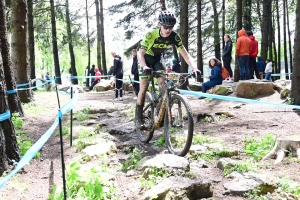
left=0, top=84, right=300, bottom=200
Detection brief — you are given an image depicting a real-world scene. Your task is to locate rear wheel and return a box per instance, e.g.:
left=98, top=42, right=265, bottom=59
left=164, top=94, right=193, bottom=156
left=135, top=91, right=155, bottom=143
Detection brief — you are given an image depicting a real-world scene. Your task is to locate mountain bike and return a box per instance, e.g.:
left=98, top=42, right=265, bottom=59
left=135, top=70, right=197, bottom=156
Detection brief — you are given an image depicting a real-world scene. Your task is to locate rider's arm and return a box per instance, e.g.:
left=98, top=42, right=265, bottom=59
left=178, top=47, right=199, bottom=72
left=137, top=49, right=150, bottom=70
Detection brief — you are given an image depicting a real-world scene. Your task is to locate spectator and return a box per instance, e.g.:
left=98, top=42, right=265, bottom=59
left=236, top=29, right=252, bottom=80
left=45, top=72, right=50, bottom=82
left=166, top=66, right=172, bottom=73
left=199, top=58, right=223, bottom=99
left=89, top=68, right=101, bottom=90
left=256, top=56, right=265, bottom=79
left=222, top=34, right=233, bottom=82
left=131, top=49, right=140, bottom=99
left=90, top=64, right=96, bottom=84
left=247, top=31, right=260, bottom=79
left=171, top=58, right=181, bottom=73
left=112, top=51, right=124, bottom=101
left=265, top=59, right=272, bottom=82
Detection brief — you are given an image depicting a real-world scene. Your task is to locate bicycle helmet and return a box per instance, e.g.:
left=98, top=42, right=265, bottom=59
left=158, top=10, right=176, bottom=25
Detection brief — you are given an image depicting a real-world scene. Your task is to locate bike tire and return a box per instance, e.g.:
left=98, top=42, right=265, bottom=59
left=164, top=94, right=194, bottom=156
left=135, top=91, right=155, bottom=143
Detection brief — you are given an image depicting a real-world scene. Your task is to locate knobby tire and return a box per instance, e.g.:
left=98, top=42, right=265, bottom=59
left=164, top=94, right=193, bottom=156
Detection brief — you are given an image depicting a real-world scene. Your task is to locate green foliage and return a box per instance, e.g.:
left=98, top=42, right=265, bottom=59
left=201, top=116, right=213, bottom=123
left=223, top=161, right=257, bottom=176
left=277, top=177, right=300, bottom=196
left=122, top=148, right=142, bottom=171
left=11, top=113, right=23, bottom=128
left=17, top=136, right=40, bottom=159
left=75, top=110, right=89, bottom=121
left=192, top=134, right=220, bottom=145
left=153, top=136, right=166, bottom=146
left=244, top=187, right=265, bottom=200
left=140, top=167, right=171, bottom=189
left=49, top=162, right=117, bottom=200
left=243, top=134, right=276, bottom=160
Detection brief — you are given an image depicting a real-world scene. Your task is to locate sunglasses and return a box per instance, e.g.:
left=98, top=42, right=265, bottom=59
left=161, top=24, right=174, bottom=30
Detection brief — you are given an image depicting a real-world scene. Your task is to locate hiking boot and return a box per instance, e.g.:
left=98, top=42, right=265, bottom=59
left=119, top=97, right=123, bottom=101
left=136, top=105, right=145, bottom=130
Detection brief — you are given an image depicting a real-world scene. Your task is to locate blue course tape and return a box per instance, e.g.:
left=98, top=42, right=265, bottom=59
left=179, top=90, right=300, bottom=109
left=58, top=87, right=79, bottom=119
left=0, top=86, right=79, bottom=189
left=7, top=89, right=17, bottom=94
left=0, top=118, right=59, bottom=189
left=16, top=82, right=30, bottom=87
left=0, top=110, right=10, bottom=122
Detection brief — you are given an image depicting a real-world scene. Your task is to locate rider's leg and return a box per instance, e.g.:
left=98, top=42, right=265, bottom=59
left=136, top=75, right=150, bottom=129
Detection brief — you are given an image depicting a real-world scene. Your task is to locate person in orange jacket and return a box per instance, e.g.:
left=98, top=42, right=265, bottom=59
left=89, top=67, right=101, bottom=90
left=236, top=29, right=252, bottom=80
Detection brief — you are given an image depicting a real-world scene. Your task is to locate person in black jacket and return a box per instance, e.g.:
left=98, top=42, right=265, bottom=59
left=171, top=58, right=181, bottom=73
left=131, top=49, right=139, bottom=99
left=90, top=65, right=95, bottom=85
left=111, top=52, right=124, bottom=101
left=222, top=34, right=233, bottom=82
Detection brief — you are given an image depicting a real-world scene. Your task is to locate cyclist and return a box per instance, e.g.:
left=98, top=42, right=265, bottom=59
left=136, top=10, right=200, bottom=129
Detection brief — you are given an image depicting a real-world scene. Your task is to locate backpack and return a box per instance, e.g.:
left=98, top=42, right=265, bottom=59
left=221, top=66, right=229, bottom=79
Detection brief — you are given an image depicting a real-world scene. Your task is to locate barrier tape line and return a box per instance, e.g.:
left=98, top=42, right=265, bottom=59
left=0, top=86, right=79, bottom=189
left=0, top=110, right=10, bottom=122
left=179, top=89, right=300, bottom=110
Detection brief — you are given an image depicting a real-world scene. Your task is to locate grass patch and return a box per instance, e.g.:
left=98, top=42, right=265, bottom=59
left=223, top=160, right=257, bottom=176
left=243, top=134, right=276, bottom=160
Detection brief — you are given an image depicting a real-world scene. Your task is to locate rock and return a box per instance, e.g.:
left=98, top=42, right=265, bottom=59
left=236, top=81, right=275, bottom=98
left=142, top=176, right=213, bottom=199
left=212, top=85, right=233, bottom=95
left=135, top=154, right=189, bottom=174
left=94, top=80, right=114, bottom=91
left=216, top=158, right=239, bottom=171
left=72, top=126, right=94, bottom=139
left=188, top=82, right=202, bottom=91
left=223, top=172, right=277, bottom=196
left=82, top=140, right=117, bottom=157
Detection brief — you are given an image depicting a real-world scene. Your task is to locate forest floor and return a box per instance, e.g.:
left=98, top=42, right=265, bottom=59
left=1, top=85, right=300, bottom=200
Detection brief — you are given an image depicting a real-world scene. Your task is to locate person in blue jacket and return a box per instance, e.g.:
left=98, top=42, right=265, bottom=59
left=256, top=56, right=265, bottom=79
left=199, top=58, right=223, bottom=99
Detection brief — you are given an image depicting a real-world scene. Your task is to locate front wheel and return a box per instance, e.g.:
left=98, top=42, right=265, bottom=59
left=135, top=91, right=155, bottom=143
left=164, top=94, right=193, bottom=156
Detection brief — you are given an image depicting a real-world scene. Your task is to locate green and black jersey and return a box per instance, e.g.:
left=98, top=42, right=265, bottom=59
left=140, top=29, right=184, bottom=57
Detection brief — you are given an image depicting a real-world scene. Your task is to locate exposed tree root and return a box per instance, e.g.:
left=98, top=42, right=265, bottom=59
left=262, top=136, right=300, bottom=164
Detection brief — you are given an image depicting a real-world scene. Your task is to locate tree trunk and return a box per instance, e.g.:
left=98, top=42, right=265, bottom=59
left=243, top=0, right=252, bottom=30
left=0, top=54, right=8, bottom=175
left=291, top=0, right=300, bottom=105
left=234, top=0, right=242, bottom=82
left=276, top=0, right=281, bottom=76
left=0, top=0, right=24, bottom=116
left=160, top=0, right=166, bottom=10
left=50, top=0, right=61, bottom=84
left=95, top=0, right=102, bottom=73
left=27, top=0, right=36, bottom=86
left=286, top=0, right=293, bottom=74
left=210, top=0, right=220, bottom=60
left=222, top=0, right=225, bottom=50
left=66, top=0, right=78, bottom=84
left=0, top=51, right=20, bottom=171
left=85, top=0, right=90, bottom=87
left=179, top=0, right=188, bottom=73
left=99, top=0, right=107, bottom=75
left=11, top=0, right=33, bottom=103
left=283, top=0, right=289, bottom=80
left=197, top=0, right=203, bottom=82
left=267, top=1, right=273, bottom=61
left=260, top=0, right=268, bottom=61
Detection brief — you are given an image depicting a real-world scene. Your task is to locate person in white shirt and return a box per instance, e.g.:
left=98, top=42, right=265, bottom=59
left=264, top=59, right=272, bottom=82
